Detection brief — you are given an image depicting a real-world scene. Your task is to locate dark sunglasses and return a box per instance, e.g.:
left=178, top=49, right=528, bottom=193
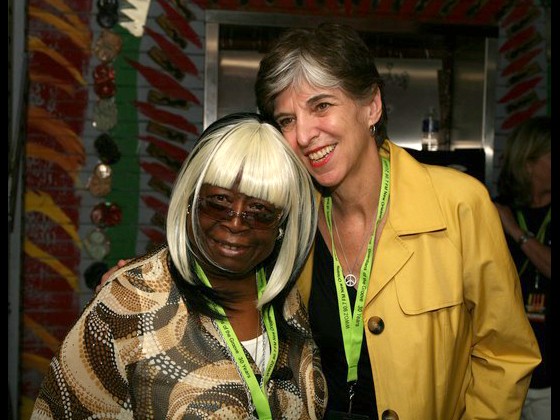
left=197, top=197, right=283, bottom=230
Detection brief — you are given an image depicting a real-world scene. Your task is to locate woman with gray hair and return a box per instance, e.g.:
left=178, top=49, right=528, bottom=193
left=31, top=112, right=327, bottom=419
left=255, top=22, right=540, bottom=419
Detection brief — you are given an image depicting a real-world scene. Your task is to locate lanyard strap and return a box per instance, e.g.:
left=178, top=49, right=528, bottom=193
left=323, top=157, right=390, bottom=383
left=195, top=263, right=279, bottom=419
left=516, top=207, right=551, bottom=243
left=516, top=207, right=551, bottom=276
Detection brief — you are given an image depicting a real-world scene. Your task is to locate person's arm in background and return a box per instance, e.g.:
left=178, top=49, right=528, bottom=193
left=95, top=258, right=130, bottom=293
left=494, top=203, right=551, bottom=279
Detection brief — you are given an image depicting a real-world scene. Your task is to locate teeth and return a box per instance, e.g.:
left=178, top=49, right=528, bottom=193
left=309, top=145, right=335, bottom=162
left=222, top=243, right=241, bottom=250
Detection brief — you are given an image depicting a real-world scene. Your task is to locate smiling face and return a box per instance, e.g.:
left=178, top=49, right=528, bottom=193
left=191, top=183, right=281, bottom=278
left=272, top=82, right=382, bottom=188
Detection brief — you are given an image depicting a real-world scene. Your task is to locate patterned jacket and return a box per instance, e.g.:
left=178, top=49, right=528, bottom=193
left=31, top=247, right=327, bottom=419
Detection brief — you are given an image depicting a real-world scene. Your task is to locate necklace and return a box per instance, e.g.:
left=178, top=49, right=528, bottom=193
left=323, top=156, right=391, bottom=388
left=332, top=209, right=372, bottom=287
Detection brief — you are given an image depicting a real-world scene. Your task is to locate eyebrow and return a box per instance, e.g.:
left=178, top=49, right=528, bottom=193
left=307, top=93, right=336, bottom=105
left=273, top=93, right=338, bottom=119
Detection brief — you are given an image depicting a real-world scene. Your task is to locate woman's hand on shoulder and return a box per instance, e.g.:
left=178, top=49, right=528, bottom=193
left=95, top=259, right=130, bottom=293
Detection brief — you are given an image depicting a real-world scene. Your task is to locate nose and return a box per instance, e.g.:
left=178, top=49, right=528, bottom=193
left=294, top=115, right=320, bottom=148
left=223, top=202, right=250, bottom=230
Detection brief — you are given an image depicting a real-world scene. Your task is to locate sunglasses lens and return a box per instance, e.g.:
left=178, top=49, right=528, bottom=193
left=201, top=200, right=229, bottom=220
left=247, top=212, right=279, bottom=229
left=198, top=199, right=280, bottom=229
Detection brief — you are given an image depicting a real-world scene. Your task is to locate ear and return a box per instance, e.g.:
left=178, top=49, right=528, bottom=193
left=368, top=89, right=383, bottom=126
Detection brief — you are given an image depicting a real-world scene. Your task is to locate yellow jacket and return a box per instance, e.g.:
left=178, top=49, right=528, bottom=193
left=298, top=141, right=540, bottom=419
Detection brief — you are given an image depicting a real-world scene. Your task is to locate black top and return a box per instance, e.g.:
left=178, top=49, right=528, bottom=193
left=499, top=202, right=551, bottom=389
left=308, top=233, right=378, bottom=418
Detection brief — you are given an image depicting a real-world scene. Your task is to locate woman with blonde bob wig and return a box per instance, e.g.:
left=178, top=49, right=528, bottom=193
left=31, top=112, right=327, bottom=419
left=167, top=112, right=317, bottom=308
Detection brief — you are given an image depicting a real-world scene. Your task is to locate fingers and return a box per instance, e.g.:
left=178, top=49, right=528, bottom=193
left=116, top=258, right=129, bottom=268
left=95, top=258, right=130, bottom=294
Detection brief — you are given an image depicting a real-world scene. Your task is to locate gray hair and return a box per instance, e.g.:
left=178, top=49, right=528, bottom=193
left=255, top=22, right=388, bottom=147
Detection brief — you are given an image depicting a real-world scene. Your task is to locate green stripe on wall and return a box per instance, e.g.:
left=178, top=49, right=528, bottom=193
left=105, top=25, right=141, bottom=265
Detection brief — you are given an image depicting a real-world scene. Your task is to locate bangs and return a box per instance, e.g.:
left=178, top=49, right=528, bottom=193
left=272, top=51, right=339, bottom=98
left=202, top=122, right=292, bottom=209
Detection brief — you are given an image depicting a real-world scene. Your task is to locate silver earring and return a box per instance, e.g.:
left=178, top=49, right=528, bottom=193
left=369, top=124, right=376, bottom=137
left=186, top=204, right=190, bottom=216
left=276, top=228, right=284, bottom=240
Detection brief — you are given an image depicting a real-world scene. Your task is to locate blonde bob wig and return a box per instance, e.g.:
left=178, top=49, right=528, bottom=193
left=166, top=112, right=317, bottom=308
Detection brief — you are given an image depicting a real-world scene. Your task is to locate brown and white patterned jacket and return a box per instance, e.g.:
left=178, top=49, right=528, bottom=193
left=31, top=247, right=327, bottom=419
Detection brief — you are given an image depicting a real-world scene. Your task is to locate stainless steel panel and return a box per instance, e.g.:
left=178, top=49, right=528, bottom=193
left=204, top=10, right=497, bottom=160
left=218, top=51, right=261, bottom=116
left=212, top=52, right=444, bottom=150
left=376, top=58, right=442, bottom=148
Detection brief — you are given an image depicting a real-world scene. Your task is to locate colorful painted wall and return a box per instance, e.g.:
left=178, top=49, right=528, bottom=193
left=12, top=0, right=549, bottom=418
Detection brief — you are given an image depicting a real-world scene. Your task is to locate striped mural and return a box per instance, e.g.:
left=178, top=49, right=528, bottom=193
left=16, top=0, right=548, bottom=418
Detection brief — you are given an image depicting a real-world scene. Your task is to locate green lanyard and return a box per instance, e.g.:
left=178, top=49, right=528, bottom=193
left=323, top=157, right=390, bottom=383
left=195, top=263, right=279, bottom=419
left=516, top=206, right=551, bottom=276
